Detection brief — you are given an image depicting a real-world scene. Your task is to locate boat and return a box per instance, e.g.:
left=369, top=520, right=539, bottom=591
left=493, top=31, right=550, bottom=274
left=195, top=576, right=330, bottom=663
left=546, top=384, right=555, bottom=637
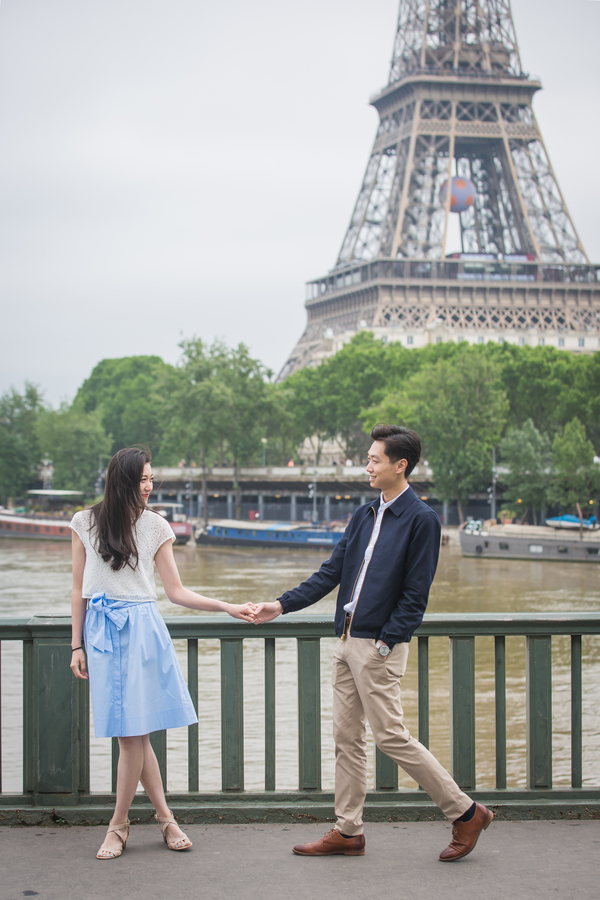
left=459, top=520, right=600, bottom=562
left=0, top=511, right=72, bottom=541
left=196, top=519, right=345, bottom=549
left=148, top=502, right=194, bottom=545
left=545, top=514, right=597, bottom=530
left=0, top=507, right=193, bottom=545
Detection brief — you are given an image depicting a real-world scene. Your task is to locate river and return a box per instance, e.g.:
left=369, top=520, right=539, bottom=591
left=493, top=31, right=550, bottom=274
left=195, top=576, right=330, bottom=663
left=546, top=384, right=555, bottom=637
left=1, top=534, right=599, bottom=794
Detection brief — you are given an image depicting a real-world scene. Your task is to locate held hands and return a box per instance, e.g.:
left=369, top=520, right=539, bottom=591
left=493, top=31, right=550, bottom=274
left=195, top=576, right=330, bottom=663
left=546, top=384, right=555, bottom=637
left=252, top=601, right=283, bottom=624
left=226, top=602, right=259, bottom=623
left=70, top=649, right=88, bottom=680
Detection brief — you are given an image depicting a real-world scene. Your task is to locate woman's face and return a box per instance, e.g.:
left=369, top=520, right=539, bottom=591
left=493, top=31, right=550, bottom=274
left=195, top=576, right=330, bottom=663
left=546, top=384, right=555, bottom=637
left=140, top=462, right=154, bottom=505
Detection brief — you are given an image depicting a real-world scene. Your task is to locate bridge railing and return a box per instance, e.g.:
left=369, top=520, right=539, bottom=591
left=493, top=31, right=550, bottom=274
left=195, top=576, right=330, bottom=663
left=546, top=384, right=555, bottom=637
left=0, top=612, right=599, bottom=824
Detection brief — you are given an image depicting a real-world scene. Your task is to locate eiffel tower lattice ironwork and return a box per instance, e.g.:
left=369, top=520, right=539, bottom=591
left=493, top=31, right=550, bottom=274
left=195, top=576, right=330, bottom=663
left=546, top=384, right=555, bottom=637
left=280, top=0, right=600, bottom=380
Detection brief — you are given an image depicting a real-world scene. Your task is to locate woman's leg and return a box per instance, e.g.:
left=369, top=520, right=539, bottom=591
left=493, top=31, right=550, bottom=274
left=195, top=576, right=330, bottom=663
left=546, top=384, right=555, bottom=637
left=139, top=736, right=189, bottom=845
left=98, top=735, right=145, bottom=855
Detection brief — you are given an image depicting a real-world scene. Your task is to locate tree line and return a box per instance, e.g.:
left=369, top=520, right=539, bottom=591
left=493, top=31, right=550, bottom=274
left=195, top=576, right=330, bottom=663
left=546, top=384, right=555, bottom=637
left=1, top=333, right=599, bottom=522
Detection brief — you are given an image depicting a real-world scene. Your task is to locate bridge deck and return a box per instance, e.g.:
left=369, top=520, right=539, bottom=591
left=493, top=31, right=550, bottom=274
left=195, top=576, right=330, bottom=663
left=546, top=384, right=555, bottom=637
left=1, top=820, right=598, bottom=899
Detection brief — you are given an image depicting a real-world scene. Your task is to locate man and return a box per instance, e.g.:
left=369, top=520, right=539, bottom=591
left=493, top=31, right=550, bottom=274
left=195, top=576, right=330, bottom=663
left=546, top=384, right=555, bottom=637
left=253, top=424, right=493, bottom=862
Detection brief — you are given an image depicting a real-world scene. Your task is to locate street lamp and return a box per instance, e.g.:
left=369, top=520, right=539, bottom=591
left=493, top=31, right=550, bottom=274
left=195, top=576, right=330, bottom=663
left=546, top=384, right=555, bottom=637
left=261, top=437, right=268, bottom=467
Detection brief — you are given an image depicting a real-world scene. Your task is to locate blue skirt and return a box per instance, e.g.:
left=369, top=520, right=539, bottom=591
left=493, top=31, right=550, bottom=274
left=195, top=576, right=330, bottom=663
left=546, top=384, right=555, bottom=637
left=84, top=593, right=198, bottom=738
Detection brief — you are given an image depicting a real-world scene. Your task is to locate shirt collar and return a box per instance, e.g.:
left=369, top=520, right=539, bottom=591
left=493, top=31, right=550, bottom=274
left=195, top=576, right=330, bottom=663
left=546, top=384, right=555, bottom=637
left=379, top=484, right=409, bottom=511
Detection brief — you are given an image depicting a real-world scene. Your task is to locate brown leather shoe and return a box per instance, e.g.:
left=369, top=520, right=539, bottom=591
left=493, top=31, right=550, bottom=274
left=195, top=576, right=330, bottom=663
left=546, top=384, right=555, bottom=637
left=438, top=803, right=494, bottom=862
left=293, top=828, right=365, bottom=856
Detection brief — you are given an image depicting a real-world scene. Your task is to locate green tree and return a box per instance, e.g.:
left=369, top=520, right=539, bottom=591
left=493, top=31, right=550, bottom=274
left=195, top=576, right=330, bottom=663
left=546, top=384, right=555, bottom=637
left=284, top=364, right=335, bottom=465
left=162, top=339, right=232, bottom=522
left=35, top=404, right=112, bottom=495
left=75, top=356, right=176, bottom=458
left=362, top=348, right=509, bottom=522
left=0, top=383, right=44, bottom=505
left=548, top=418, right=600, bottom=537
left=498, top=419, right=552, bottom=524
left=220, top=344, right=272, bottom=516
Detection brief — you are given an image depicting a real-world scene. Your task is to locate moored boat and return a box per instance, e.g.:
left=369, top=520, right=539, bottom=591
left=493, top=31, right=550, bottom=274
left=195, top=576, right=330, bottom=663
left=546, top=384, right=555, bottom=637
left=196, top=519, right=345, bottom=549
left=0, top=512, right=72, bottom=541
left=0, top=508, right=192, bottom=545
left=459, top=520, right=600, bottom=562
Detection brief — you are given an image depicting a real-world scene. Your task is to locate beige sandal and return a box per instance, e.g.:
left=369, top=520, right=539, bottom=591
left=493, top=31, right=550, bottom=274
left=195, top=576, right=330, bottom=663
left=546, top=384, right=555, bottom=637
left=96, top=818, right=130, bottom=859
left=155, top=810, right=192, bottom=851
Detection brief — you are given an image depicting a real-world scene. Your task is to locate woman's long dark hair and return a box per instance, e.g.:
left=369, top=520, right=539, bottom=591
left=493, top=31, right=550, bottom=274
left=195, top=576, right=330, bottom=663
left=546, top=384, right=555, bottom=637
left=91, top=446, right=152, bottom=572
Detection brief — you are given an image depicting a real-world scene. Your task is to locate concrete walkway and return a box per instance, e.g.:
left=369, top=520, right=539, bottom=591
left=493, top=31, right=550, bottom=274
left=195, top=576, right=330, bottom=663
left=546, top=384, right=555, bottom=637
left=1, top=820, right=599, bottom=900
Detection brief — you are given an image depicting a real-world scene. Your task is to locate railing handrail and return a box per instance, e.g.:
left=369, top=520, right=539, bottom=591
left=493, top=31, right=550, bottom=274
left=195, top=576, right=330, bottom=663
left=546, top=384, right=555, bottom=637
left=2, top=611, right=600, bottom=641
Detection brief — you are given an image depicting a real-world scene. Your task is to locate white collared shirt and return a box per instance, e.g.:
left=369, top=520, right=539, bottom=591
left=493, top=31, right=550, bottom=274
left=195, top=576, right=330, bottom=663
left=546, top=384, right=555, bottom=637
left=343, top=485, right=409, bottom=616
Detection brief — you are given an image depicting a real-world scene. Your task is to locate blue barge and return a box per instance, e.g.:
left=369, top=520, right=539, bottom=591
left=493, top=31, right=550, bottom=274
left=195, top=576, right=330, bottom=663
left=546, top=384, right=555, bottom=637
left=196, top=519, right=345, bottom=549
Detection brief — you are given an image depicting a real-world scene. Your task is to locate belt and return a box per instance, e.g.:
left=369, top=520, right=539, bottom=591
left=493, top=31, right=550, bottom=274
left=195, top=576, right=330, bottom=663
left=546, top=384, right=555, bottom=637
left=86, top=592, right=154, bottom=653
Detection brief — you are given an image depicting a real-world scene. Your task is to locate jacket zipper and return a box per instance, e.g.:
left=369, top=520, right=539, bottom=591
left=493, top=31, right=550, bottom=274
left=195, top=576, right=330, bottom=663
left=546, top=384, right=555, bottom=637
left=341, top=506, right=377, bottom=641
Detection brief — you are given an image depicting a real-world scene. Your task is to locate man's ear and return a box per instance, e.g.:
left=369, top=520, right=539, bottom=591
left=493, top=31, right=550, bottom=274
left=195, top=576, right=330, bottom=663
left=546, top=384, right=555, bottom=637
left=395, top=458, right=408, bottom=475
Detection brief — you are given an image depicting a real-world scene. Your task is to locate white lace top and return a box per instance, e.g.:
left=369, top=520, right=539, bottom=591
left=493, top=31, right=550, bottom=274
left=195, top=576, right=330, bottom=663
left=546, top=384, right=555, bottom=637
left=70, top=507, right=175, bottom=601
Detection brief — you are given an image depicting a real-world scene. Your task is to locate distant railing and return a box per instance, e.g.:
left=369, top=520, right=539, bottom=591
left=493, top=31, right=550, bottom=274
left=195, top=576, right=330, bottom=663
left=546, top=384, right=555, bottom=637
left=1, top=613, right=599, bottom=825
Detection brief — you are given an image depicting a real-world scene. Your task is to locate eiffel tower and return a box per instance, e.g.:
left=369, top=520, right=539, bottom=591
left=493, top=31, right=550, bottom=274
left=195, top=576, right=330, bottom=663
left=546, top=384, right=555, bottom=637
left=280, top=0, right=600, bottom=379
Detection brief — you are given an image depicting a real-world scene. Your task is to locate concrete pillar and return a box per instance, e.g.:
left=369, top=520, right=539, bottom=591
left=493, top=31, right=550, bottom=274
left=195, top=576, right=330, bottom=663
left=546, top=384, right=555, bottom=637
left=258, top=493, right=265, bottom=520
left=198, top=493, right=204, bottom=520
left=324, top=494, right=331, bottom=522
left=290, top=494, right=297, bottom=522
left=443, top=500, right=449, bottom=526
left=227, top=493, right=234, bottom=520
left=360, top=495, right=368, bottom=507
left=176, top=491, right=183, bottom=506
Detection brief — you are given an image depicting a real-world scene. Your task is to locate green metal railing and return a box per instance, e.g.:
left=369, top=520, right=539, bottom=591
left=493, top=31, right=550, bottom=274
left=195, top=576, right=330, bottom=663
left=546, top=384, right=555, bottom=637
left=0, top=612, right=599, bottom=825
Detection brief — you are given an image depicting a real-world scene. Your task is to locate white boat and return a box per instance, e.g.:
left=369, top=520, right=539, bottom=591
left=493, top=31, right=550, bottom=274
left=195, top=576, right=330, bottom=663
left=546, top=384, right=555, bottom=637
left=460, top=521, right=600, bottom=563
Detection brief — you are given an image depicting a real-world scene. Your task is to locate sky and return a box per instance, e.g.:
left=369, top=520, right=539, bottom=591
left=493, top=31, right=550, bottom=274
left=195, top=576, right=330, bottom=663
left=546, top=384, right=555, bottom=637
left=0, top=0, right=599, bottom=405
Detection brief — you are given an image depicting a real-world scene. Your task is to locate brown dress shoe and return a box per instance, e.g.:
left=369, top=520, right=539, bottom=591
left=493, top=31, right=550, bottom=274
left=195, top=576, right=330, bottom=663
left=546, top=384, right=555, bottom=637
left=438, top=803, right=494, bottom=862
left=293, top=828, right=365, bottom=856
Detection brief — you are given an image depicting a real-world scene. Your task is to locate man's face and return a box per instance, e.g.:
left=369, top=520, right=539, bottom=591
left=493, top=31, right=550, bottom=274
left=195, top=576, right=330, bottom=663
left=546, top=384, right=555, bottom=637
left=365, top=441, right=407, bottom=493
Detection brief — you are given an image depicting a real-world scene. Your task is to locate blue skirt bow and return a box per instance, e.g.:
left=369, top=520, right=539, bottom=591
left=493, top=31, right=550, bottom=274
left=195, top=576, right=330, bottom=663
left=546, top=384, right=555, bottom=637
left=84, top=593, right=198, bottom=738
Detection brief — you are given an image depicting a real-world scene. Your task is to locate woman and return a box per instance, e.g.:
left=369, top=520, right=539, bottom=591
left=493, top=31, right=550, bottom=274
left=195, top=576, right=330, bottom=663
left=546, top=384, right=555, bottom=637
left=70, top=446, right=256, bottom=859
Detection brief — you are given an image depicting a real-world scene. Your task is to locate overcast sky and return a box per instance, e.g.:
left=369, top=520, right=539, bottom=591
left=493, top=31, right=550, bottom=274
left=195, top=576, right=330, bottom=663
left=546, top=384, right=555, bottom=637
left=1, top=0, right=599, bottom=405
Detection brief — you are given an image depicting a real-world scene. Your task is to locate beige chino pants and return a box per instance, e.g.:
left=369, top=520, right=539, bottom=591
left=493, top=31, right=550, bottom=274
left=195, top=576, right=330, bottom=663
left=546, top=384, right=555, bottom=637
left=332, top=635, right=472, bottom=835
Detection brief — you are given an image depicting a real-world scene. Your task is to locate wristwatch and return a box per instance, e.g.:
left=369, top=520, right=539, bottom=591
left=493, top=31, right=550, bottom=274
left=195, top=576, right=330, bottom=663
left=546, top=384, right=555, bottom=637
left=375, top=641, right=391, bottom=657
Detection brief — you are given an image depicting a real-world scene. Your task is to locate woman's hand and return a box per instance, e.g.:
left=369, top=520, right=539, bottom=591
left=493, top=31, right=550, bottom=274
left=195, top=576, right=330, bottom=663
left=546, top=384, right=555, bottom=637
left=70, top=648, right=88, bottom=680
left=252, top=601, right=283, bottom=624
left=226, top=602, right=258, bottom=623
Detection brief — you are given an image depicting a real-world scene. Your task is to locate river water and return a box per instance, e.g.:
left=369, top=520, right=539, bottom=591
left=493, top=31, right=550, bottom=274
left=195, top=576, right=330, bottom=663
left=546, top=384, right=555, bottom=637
left=1, top=534, right=599, bottom=795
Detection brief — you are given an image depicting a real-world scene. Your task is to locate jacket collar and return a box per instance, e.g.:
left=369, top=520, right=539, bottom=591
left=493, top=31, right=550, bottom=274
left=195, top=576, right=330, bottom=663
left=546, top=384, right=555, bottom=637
left=363, top=484, right=418, bottom=518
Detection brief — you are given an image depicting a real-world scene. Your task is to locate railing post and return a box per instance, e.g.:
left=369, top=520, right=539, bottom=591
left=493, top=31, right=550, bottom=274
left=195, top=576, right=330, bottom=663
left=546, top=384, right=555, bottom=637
left=494, top=635, right=507, bottom=790
left=150, top=731, right=167, bottom=788
left=264, top=638, right=276, bottom=791
left=526, top=634, right=552, bottom=789
left=297, top=637, right=321, bottom=791
left=187, top=638, right=199, bottom=792
left=375, top=747, right=398, bottom=790
left=417, top=636, right=429, bottom=749
left=221, top=638, right=244, bottom=791
left=25, top=617, right=89, bottom=804
left=449, top=635, right=476, bottom=791
left=571, top=634, right=582, bottom=789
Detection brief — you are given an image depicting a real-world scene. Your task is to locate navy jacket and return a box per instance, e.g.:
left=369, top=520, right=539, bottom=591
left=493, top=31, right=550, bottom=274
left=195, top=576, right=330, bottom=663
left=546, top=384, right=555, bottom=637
left=278, top=486, right=441, bottom=647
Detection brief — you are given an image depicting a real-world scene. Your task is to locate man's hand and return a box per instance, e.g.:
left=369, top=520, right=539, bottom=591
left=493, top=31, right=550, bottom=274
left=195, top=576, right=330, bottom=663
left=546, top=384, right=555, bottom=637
left=253, top=601, right=283, bottom=624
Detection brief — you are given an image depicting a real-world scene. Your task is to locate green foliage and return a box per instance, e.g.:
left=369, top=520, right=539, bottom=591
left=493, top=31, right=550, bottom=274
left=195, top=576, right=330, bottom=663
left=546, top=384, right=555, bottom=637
left=363, top=347, right=509, bottom=520
left=498, top=419, right=552, bottom=523
left=35, top=404, right=113, bottom=494
left=0, top=383, right=44, bottom=504
left=548, top=418, right=600, bottom=519
left=163, top=338, right=273, bottom=468
left=75, top=356, right=176, bottom=458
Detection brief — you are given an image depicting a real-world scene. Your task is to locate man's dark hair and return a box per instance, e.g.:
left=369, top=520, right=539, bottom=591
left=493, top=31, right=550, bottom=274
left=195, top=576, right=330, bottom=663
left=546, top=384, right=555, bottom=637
left=369, top=424, right=421, bottom=477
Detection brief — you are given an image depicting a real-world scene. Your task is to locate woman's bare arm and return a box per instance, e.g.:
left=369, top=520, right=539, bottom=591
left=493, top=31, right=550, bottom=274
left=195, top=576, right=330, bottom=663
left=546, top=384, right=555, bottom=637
left=70, top=531, right=89, bottom=680
left=155, top=541, right=256, bottom=621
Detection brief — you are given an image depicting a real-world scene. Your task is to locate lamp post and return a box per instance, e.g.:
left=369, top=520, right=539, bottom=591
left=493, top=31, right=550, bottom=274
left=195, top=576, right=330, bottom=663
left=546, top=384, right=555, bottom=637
left=261, top=437, right=268, bottom=467
left=308, top=468, right=318, bottom=524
